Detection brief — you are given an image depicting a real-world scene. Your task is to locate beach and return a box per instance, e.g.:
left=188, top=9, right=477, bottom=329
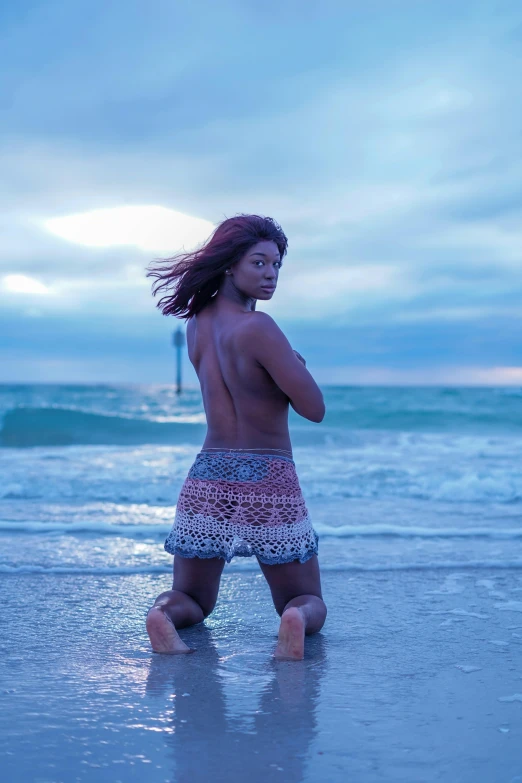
left=2, top=569, right=521, bottom=782
left=1, top=384, right=522, bottom=781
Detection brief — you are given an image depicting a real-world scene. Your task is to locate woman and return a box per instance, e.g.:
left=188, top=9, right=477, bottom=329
left=145, top=214, right=327, bottom=660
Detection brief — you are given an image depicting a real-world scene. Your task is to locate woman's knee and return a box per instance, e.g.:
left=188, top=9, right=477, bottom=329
left=181, top=589, right=217, bottom=618
left=171, top=554, right=224, bottom=618
left=199, top=598, right=217, bottom=618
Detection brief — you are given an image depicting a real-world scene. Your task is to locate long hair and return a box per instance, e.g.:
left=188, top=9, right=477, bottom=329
left=146, top=213, right=288, bottom=319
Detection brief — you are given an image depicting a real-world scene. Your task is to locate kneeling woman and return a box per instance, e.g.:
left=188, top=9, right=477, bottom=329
left=145, top=213, right=327, bottom=660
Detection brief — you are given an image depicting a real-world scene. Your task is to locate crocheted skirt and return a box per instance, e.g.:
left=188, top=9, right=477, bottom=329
left=164, top=449, right=319, bottom=565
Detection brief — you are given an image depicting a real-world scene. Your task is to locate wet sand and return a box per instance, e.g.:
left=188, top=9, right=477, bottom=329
left=1, top=568, right=521, bottom=782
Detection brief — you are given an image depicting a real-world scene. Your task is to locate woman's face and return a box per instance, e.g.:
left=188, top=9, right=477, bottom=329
left=230, top=240, right=282, bottom=300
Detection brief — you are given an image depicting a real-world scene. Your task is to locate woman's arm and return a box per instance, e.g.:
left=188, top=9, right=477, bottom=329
left=243, top=312, right=325, bottom=423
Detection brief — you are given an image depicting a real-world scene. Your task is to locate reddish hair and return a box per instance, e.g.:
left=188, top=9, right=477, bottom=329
left=146, top=213, right=288, bottom=319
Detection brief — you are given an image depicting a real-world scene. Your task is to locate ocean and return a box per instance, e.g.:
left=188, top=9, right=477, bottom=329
left=1, top=384, right=521, bottom=782
left=1, top=384, right=521, bottom=576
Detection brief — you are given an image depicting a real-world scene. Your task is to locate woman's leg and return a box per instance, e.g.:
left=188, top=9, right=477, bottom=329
left=257, top=554, right=327, bottom=660
left=146, top=554, right=226, bottom=654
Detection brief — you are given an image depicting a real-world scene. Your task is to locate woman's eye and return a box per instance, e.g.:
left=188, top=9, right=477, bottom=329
left=255, top=260, right=281, bottom=267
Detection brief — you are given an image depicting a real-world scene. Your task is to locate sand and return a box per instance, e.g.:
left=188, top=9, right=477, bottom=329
left=1, top=568, right=521, bottom=782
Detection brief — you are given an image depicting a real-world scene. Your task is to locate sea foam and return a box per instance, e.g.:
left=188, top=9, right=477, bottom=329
left=2, top=519, right=522, bottom=540
left=2, top=560, right=522, bottom=576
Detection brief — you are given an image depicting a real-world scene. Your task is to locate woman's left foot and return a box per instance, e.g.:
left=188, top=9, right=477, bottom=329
left=146, top=607, right=192, bottom=654
left=274, top=607, right=305, bottom=660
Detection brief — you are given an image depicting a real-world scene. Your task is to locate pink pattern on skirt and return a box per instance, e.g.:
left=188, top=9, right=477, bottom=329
left=164, top=450, right=319, bottom=564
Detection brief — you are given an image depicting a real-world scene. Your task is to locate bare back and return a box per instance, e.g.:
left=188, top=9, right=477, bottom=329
left=187, top=304, right=293, bottom=452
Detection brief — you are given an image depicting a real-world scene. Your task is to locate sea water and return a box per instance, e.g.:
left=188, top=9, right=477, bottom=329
left=0, top=384, right=521, bottom=576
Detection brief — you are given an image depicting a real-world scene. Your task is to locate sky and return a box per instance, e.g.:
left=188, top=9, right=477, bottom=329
left=1, top=0, right=521, bottom=386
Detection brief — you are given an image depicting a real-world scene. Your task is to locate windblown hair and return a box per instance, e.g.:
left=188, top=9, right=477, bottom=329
left=146, top=213, right=288, bottom=319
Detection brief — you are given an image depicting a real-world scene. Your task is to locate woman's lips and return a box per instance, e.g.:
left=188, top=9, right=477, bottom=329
left=261, top=286, right=276, bottom=292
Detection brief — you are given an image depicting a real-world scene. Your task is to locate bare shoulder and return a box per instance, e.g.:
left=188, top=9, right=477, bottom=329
left=241, top=310, right=283, bottom=338
left=239, top=311, right=291, bottom=360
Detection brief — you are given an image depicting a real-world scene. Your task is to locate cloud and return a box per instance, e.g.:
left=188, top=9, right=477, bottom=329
left=44, top=205, right=214, bottom=253
left=1, top=1, right=522, bottom=381
left=266, top=264, right=421, bottom=320
left=393, top=306, right=522, bottom=324
left=2, top=274, right=50, bottom=295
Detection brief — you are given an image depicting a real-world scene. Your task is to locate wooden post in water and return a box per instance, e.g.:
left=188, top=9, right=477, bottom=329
left=172, top=326, right=185, bottom=395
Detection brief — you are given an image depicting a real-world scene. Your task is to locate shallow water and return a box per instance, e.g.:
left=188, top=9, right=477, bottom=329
left=1, top=570, right=522, bottom=782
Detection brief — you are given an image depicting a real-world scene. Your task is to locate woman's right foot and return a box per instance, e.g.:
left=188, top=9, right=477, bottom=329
left=146, top=607, right=192, bottom=654
left=274, top=607, right=305, bottom=660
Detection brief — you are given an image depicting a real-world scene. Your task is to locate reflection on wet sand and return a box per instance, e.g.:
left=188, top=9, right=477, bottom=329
left=146, top=627, right=326, bottom=783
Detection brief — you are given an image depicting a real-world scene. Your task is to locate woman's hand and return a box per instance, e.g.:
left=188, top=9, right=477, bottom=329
left=293, top=350, right=306, bottom=367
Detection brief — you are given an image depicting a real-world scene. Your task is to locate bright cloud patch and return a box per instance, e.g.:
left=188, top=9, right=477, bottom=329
left=3, top=275, right=50, bottom=294
left=43, top=205, right=215, bottom=253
